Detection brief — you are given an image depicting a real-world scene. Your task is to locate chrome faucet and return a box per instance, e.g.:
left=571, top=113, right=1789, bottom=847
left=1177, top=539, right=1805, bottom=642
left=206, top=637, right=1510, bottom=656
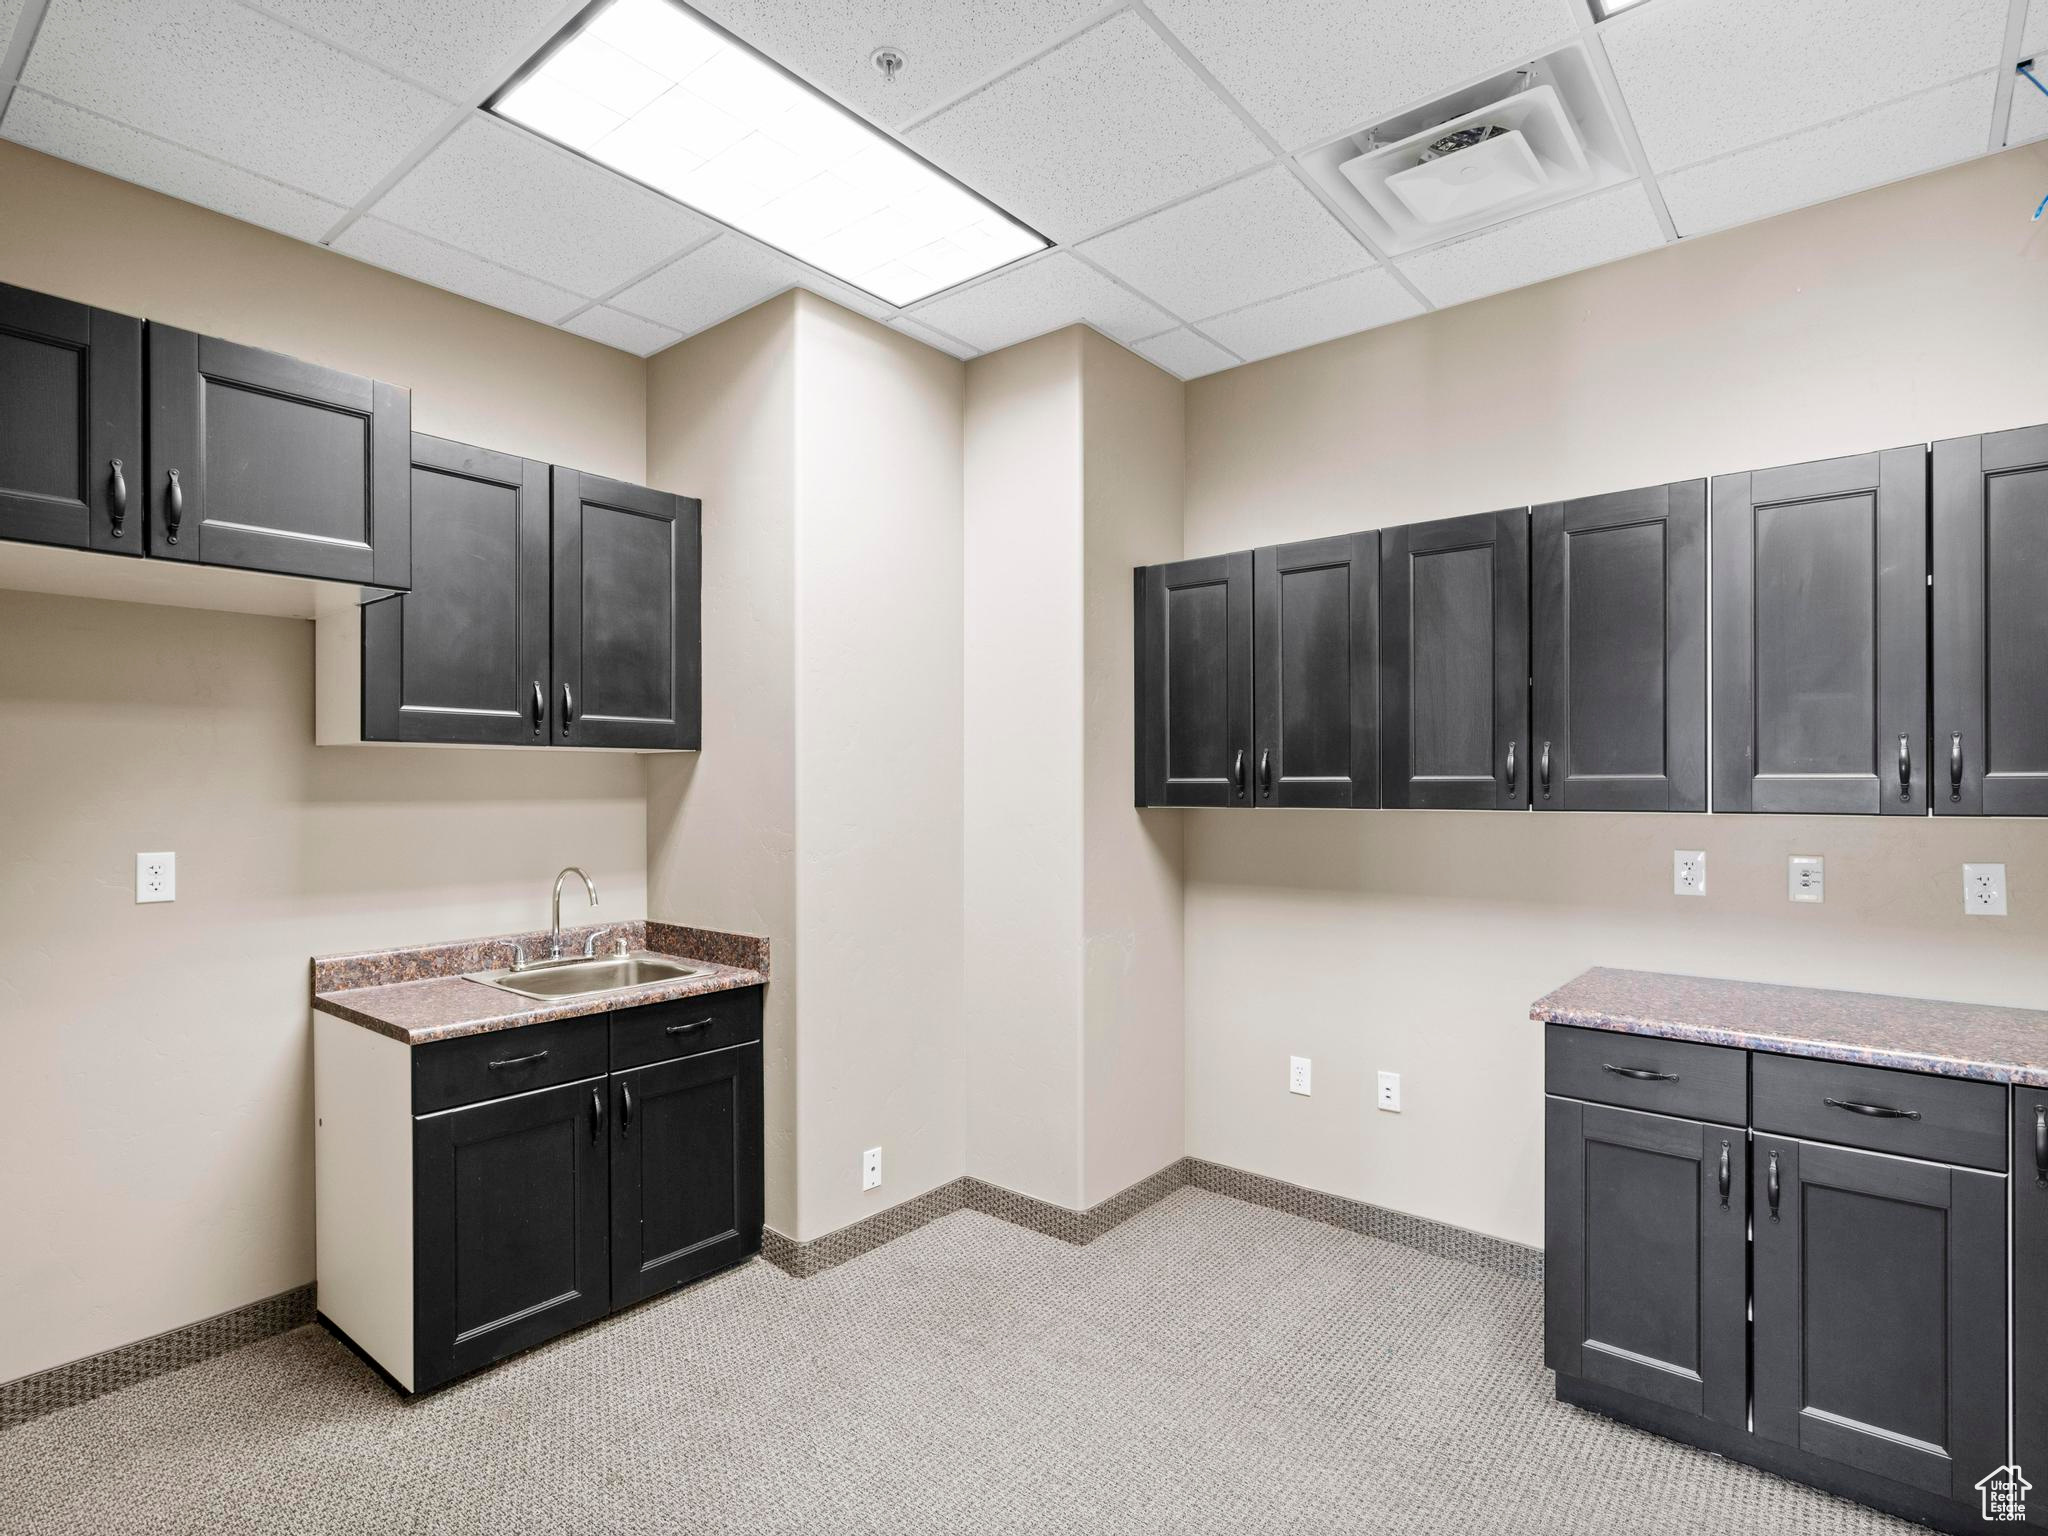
left=550, top=867, right=598, bottom=959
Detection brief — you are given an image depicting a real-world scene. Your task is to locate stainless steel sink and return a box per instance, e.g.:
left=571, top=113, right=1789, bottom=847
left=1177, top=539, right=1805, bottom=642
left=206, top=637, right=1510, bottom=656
left=465, top=951, right=710, bottom=1000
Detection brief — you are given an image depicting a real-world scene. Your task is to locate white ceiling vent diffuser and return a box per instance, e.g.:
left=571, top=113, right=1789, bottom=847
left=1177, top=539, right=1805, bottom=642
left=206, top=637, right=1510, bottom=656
left=1300, top=46, right=1631, bottom=255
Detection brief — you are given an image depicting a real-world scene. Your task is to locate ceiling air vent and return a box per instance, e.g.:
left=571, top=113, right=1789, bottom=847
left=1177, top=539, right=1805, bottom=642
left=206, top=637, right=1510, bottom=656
left=1299, top=45, right=1632, bottom=256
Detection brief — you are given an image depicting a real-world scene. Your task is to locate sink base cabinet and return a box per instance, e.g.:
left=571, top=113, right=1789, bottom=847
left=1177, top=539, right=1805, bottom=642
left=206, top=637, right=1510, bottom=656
left=313, top=990, right=764, bottom=1395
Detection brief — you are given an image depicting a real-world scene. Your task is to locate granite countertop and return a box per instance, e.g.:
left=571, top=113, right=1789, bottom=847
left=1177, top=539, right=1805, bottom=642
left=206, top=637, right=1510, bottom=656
left=312, top=920, right=768, bottom=1046
left=1533, top=966, right=2048, bottom=1087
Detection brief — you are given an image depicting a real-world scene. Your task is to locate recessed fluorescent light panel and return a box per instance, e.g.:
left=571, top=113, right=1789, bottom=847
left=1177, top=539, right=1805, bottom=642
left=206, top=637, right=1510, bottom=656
left=491, top=0, right=1047, bottom=305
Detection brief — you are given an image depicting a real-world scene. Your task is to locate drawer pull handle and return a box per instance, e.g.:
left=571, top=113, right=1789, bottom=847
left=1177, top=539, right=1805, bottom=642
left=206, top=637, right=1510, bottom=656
left=1258, top=746, right=1272, bottom=797
left=1951, top=732, right=1964, bottom=803
left=1897, top=733, right=1911, bottom=802
left=591, top=1086, right=603, bottom=1144
left=531, top=681, right=545, bottom=737
left=2034, top=1104, right=2046, bottom=1185
left=108, top=459, right=127, bottom=537
left=1232, top=748, right=1246, bottom=799
left=164, top=468, right=184, bottom=545
left=621, top=1080, right=633, bottom=1135
left=1823, top=1095, right=1919, bottom=1120
left=665, top=1018, right=714, bottom=1037
left=1601, top=1063, right=1678, bottom=1082
left=1717, top=1140, right=1730, bottom=1207
left=1505, top=740, right=1517, bottom=796
left=1767, top=1151, right=1780, bottom=1220
left=1539, top=740, right=1552, bottom=798
left=487, top=1049, right=549, bottom=1070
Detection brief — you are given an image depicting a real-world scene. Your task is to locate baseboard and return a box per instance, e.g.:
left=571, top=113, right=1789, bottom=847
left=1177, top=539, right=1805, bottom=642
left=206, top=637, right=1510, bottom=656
left=762, top=1156, right=1542, bottom=1284
left=0, top=1283, right=316, bottom=1433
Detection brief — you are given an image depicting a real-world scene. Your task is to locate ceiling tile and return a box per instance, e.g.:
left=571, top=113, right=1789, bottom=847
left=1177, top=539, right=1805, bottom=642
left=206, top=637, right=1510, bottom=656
left=612, top=234, right=804, bottom=333
left=1396, top=183, right=1664, bottom=308
left=1, top=88, right=345, bottom=240
left=331, top=216, right=584, bottom=323
left=1132, top=327, right=1237, bottom=380
left=905, top=11, right=1268, bottom=244
left=1, top=0, right=26, bottom=66
left=1199, top=269, right=1422, bottom=364
left=245, top=0, right=573, bottom=103
left=561, top=305, right=684, bottom=356
left=1077, top=166, right=1372, bottom=322
left=890, top=316, right=978, bottom=359
left=18, top=0, right=449, bottom=203
left=1148, top=0, right=1577, bottom=151
left=908, top=251, right=1173, bottom=351
left=1661, top=74, right=1997, bottom=237
left=370, top=115, right=717, bottom=296
left=689, top=0, right=1100, bottom=129
left=1603, top=0, right=2009, bottom=173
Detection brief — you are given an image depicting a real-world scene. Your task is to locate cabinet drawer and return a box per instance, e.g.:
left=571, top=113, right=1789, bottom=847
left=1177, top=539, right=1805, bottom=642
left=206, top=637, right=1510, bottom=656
left=1752, top=1054, right=2006, bottom=1171
left=1545, top=1025, right=1745, bottom=1126
left=611, top=986, right=762, bottom=1072
left=412, top=1017, right=609, bottom=1115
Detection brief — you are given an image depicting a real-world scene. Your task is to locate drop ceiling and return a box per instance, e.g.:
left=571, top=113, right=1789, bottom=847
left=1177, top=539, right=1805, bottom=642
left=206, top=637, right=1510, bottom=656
left=0, top=0, right=2040, bottom=379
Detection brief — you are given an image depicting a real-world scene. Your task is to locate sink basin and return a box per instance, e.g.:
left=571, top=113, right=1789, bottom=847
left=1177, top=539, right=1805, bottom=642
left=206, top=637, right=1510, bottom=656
left=465, top=951, right=710, bottom=1000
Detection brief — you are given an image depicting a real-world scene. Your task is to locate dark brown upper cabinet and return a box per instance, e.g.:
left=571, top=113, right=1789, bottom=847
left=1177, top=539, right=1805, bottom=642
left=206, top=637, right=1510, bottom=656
left=1531, top=481, right=1706, bottom=812
left=359, top=435, right=552, bottom=745
left=0, top=282, right=142, bottom=557
left=1135, top=551, right=1254, bottom=806
left=1711, top=448, right=1926, bottom=815
left=1379, top=508, right=1529, bottom=810
left=1934, top=425, right=2048, bottom=816
left=550, top=467, right=701, bottom=751
left=148, top=325, right=410, bottom=587
left=1252, top=532, right=1379, bottom=807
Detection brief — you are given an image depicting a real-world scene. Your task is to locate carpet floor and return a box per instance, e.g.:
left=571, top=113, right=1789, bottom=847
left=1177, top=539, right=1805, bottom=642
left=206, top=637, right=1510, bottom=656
left=0, top=1188, right=1915, bottom=1535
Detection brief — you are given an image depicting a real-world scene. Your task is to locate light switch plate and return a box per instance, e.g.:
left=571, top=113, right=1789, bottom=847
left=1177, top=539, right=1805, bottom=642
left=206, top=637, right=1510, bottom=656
left=1674, top=850, right=1705, bottom=896
left=1788, top=855, right=1824, bottom=903
left=136, top=852, right=176, bottom=903
left=1964, top=863, right=2008, bottom=916
left=1289, top=1056, right=1312, bottom=1096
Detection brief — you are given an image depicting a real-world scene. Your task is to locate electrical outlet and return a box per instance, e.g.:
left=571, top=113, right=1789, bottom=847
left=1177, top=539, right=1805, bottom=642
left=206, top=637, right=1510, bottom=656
left=1289, top=1056, right=1312, bottom=1096
left=1377, top=1071, right=1402, bottom=1113
left=1964, top=863, right=2008, bottom=917
left=136, top=852, right=176, bottom=904
left=1788, top=855, right=1824, bottom=904
left=862, top=1146, right=882, bottom=1191
left=1673, top=850, right=1706, bottom=896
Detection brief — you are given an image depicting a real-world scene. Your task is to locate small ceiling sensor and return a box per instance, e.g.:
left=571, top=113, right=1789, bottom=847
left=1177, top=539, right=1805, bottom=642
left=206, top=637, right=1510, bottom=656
left=872, top=46, right=905, bottom=84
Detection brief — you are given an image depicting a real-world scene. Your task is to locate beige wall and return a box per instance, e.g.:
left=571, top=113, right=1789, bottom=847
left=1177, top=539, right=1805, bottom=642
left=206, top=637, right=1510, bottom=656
left=1181, top=145, right=2048, bottom=1248
left=0, top=145, right=652, bottom=1381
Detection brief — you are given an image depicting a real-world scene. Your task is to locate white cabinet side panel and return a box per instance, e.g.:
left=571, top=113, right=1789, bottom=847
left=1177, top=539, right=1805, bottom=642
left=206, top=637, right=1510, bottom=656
left=313, top=1011, right=413, bottom=1389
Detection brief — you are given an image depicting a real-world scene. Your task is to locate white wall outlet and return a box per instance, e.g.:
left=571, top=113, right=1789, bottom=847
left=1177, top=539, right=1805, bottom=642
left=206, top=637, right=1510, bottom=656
left=1964, top=863, right=2008, bottom=916
left=1788, top=855, right=1824, bottom=903
left=1288, top=1056, right=1312, bottom=1096
left=1377, top=1071, right=1402, bottom=1113
left=862, top=1146, right=882, bottom=1191
left=1674, top=850, right=1706, bottom=896
left=136, top=852, right=176, bottom=904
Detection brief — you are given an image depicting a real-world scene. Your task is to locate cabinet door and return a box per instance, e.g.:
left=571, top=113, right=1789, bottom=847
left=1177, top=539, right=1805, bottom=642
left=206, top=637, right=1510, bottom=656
left=1712, top=449, right=1926, bottom=814
left=413, top=1077, right=610, bottom=1391
left=1252, top=532, right=1378, bottom=807
left=147, top=326, right=410, bottom=586
left=1934, top=426, right=2048, bottom=815
left=1531, top=481, right=1705, bottom=812
left=551, top=467, right=701, bottom=750
left=0, top=283, right=142, bottom=556
left=1135, top=552, right=1254, bottom=806
left=610, top=1042, right=763, bottom=1309
left=1380, top=507, right=1529, bottom=809
left=1752, top=1137, right=2005, bottom=1502
left=1544, top=1098, right=1746, bottom=1427
left=2015, top=1097, right=2048, bottom=1526
left=361, top=436, right=551, bottom=744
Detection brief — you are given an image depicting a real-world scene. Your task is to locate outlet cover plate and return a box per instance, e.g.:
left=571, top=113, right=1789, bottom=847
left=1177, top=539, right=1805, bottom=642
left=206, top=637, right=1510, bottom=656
left=1377, top=1071, right=1401, bottom=1112
left=1964, top=863, right=2008, bottom=916
left=862, top=1146, right=882, bottom=1191
left=1789, top=855, right=1824, bottom=904
left=1674, top=850, right=1706, bottom=896
left=1289, top=1056, right=1312, bottom=1096
left=136, top=851, right=176, bottom=903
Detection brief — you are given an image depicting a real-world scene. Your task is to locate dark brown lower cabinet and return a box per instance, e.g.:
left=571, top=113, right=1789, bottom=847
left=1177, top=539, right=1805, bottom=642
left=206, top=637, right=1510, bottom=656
left=2015, top=1099, right=2048, bottom=1527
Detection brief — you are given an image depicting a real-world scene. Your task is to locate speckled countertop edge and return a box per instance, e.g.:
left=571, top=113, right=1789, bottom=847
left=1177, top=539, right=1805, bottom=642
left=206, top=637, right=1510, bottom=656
left=311, top=921, right=769, bottom=1046
left=1533, top=966, right=2048, bottom=1087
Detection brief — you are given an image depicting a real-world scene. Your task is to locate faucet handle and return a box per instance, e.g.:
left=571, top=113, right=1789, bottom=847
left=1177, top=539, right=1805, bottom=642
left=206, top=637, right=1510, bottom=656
left=510, top=942, right=533, bottom=972
left=582, top=926, right=614, bottom=959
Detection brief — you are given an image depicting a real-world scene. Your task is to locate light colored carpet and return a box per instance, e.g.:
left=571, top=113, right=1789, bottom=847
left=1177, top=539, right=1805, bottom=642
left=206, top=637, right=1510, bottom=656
left=0, top=1188, right=1913, bottom=1535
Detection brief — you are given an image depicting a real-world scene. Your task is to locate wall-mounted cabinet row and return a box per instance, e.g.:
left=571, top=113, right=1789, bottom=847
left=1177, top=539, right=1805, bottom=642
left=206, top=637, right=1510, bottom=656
left=1137, top=429, right=2048, bottom=816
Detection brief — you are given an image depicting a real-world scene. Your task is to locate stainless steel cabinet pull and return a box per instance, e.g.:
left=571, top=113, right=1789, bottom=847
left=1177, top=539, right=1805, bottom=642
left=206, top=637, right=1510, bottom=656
left=1951, top=732, right=1963, bottom=802
left=1717, top=1141, right=1730, bottom=1207
left=1824, top=1095, right=1919, bottom=1120
left=164, top=469, right=183, bottom=545
left=1539, top=740, right=1552, bottom=798
left=1767, top=1151, right=1781, bottom=1221
left=108, top=459, right=127, bottom=538
left=621, top=1080, right=633, bottom=1134
left=1602, top=1063, right=1678, bottom=1082
left=487, top=1049, right=549, bottom=1071
left=1505, top=740, right=1518, bottom=796
left=562, top=683, right=576, bottom=735
left=591, top=1086, right=603, bottom=1144
left=1232, top=748, right=1245, bottom=798
left=1258, top=747, right=1272, bottom=797
left=530, top=681, right=545, bottom=736
left=1897, top=734, right=1910, bottom=802
left=665, top=1018, right=713, bottom=1037
left=2035, top=1105, right=2046, bottom=1186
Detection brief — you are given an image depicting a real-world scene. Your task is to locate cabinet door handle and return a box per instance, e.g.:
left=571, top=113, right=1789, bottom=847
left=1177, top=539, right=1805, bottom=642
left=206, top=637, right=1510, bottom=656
left=1505, top=740, right=1517, bottom=796
left=620, top=1079, right=633, bottom=1134
left=1897, top=734, right=1911, bottom=802
left=108, top=459, right=127, bottom=538
left=530, top=681, right=545, bottom=737
left=1767, top=1150, right=1780, bottom=1221
left=2035, top=1104, right=2046, bottom=1186
left=487, top=1049, right=549, bottom=1071
left=1539, top=740, right=1552, bottom=798
left=562, top=682, right=576, bottom=736
left=1823, top=1095, right=1919, bottom=1121
left=1258, top=747, right=1272, bottom=797
left=1717, top=1140, right=1730, bottom=1207
left=164, top=469, right=184, bottom=545
left=1232, top=748, right=1245, bottom=799
left=591, top=1085, right=603, bottom=1144
left=665, top=1018, right=714, bottom=1037
left=1601, top=1062, right=1678, bottom=1082
left=1951, top=731, right=1964, bottom=803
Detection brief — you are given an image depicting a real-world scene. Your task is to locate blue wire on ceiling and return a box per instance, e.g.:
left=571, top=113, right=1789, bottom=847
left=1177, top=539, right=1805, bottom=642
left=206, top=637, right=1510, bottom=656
left=2022, top=64, right=2048, bottom=220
